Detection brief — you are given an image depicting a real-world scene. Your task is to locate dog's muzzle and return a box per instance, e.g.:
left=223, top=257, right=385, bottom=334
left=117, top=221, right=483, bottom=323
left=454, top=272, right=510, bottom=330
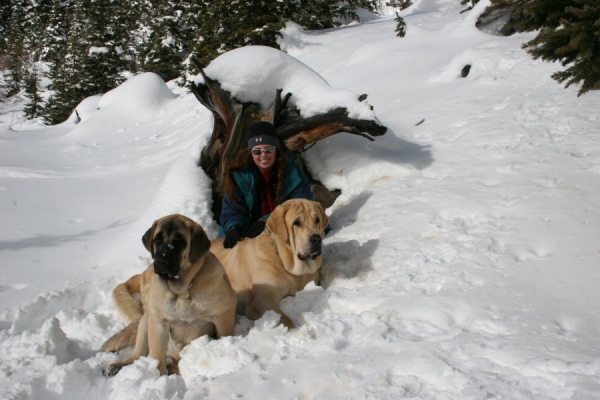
left=154, top=244, right=181, bottom=280
left=297, top=234, right=323, bottom=261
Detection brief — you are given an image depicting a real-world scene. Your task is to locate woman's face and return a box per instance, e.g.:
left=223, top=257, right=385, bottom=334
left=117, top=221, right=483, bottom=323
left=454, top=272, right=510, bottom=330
left=251, top=144, right=277, bottom=172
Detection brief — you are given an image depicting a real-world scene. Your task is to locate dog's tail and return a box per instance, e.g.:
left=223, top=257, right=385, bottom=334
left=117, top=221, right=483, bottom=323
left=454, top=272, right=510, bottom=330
left=99, top=320, right=139, bottom=353
left=113, top=274, right=144, bottom=323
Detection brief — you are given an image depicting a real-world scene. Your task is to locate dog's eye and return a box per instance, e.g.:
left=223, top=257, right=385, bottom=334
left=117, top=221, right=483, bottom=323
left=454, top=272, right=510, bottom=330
left=154, top=236, right=163, bottom=245
left=315, top=217, right=320, bottom=225
left=294, top=218, right=302, bottom=227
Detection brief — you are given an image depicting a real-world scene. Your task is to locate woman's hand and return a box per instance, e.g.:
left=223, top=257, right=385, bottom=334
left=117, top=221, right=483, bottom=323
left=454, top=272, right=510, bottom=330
left=246, top=219, right=266, bottom=238
left=224, top=225, right=245, bottom=248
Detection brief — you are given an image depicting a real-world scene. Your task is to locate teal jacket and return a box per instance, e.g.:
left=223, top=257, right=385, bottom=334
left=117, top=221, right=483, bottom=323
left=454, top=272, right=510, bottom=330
left=218, top=153, right=314, bottom=237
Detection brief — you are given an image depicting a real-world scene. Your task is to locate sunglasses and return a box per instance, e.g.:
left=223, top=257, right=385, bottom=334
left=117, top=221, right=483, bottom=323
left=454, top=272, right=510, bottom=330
left=250, top=146, right=276, bottom=155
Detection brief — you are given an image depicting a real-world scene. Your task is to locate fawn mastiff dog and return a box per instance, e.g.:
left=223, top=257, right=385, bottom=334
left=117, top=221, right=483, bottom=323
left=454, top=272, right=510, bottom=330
left=211, top=199, right=329, bottom=328
left=100, top=214, right=237, bottom=376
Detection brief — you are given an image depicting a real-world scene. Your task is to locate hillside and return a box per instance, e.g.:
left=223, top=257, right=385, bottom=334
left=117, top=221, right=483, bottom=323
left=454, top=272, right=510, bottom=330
left=1, top=1, right=599, bottom=399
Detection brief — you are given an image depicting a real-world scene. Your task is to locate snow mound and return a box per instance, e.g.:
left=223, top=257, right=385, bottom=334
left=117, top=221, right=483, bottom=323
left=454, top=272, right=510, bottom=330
left=97, top=72, right=177, bottom=116
left=427, top=40, right=530, bottom=83
left=198, top=45, right=376, bottom=120
left=62, top=72, right=179, bottom=133
left=66, top=95, right=102, bottom=124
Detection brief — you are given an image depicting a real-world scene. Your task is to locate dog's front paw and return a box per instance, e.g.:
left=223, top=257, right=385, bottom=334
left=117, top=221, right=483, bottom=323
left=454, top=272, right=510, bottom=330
left=280, top=314, right=296, bottom=330
left=103, top=363, right=124, bottom=377
left=167, top=362, right=180, bottom=375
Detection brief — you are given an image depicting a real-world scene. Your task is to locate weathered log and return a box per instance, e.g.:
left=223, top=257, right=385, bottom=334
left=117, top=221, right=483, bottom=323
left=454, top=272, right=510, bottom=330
left=189, top=57, right=387, bottom=221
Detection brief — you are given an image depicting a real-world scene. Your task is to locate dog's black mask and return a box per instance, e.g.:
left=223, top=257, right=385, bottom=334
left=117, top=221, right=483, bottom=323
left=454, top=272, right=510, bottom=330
left=152, top=230, right=187, bottom=281
left=298, top=234, right=323, bottom=261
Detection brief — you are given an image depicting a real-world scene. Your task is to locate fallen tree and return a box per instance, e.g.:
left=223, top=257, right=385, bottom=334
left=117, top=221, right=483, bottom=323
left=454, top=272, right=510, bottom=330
left=189, top=47, right=387, bottom=221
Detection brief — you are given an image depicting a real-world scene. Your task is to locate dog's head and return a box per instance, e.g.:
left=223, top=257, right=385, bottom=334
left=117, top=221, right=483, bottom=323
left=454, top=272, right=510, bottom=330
left=142, top=214, right=211, bottom=281
left=266, top=199, right=329, bottom=276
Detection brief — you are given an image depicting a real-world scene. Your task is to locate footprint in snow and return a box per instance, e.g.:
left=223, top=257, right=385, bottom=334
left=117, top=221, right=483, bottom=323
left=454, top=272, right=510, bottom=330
left=0, top=283, right=28, bottom=292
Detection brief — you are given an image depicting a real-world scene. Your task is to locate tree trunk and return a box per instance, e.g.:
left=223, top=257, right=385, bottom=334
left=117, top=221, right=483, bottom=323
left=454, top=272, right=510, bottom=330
left=189, top=58, right=387, bottom=221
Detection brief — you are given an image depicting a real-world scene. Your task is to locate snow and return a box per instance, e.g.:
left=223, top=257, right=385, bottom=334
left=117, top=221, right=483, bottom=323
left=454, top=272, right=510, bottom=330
left=89, top=47, right=109, bottom=55
left=197, top=45, right=376, bottom=120
left=1, top=1, right=600, bottom=398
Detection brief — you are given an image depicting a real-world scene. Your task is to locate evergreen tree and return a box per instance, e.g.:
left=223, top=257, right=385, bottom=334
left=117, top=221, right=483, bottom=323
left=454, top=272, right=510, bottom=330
left=460, top=0, right=479, bottom=13
left=41, top=0, right=132, bottom=124
left=486, top=0, right=600, bottom=96
left=3, top=0, right=384, bottom=110
left=79, top=0, right=127, bottom=95
left=188, top=0, right=377, bottom=68
left=123, top=0, right=153, bottom=75
left=0, top=4, right=11, bottom=99
left=23, top=66, right=42, bottom=118
left=24, top=0, right=54, bottom=62
left=39, top=1, right=74, bottom=123
left=395, top=12, right=406, bottom=37
left=221, top=1, right=286, bottom=50
left=189, top=0, right=288, bottom=66
left=388, top=1, right=413, bottom=11
left=0, top=1, right=11, bottom=57
left=332, top=0, right=374, bottom=23
left=288, top=0, right=340, bottom=30
left=3, top=0, right=28, bottom=96
left=138, top=0, right=191, bottom=82
left=42, top=0, right=72, bottom=65
left=40, top=2, right=88, bottom=124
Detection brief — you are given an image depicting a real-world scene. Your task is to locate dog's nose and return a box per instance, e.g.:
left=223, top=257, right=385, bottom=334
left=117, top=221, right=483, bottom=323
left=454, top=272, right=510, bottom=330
left=310, top=234, right=322, bottom=248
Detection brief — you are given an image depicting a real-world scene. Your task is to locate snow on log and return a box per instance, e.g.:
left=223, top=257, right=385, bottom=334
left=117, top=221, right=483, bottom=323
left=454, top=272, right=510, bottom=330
left=190, top=45, right=387, bottom=219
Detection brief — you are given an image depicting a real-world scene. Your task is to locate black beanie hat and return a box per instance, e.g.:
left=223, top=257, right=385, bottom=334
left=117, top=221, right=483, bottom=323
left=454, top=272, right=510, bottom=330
left=247, top=121, right=280, bottom=149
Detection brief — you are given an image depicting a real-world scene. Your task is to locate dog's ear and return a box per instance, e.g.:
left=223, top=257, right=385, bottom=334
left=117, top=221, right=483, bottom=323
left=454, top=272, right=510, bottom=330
left=317, top=203, right=329, bottom=236
left=266, top=203, right=289, bottom=243
left=189, top=223, right=211, bottom=264
left=142, top=221, right=157, bottom=258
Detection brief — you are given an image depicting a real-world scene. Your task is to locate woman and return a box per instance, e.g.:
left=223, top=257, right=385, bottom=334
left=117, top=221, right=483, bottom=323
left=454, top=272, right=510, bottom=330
left=219, top=121, right=314, bottom=248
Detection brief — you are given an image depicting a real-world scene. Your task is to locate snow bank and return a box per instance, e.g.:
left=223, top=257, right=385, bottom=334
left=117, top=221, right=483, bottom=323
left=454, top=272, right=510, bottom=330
left=97, top=72, right=177, bottom=116
left=63, top=72, right=178, bottom=126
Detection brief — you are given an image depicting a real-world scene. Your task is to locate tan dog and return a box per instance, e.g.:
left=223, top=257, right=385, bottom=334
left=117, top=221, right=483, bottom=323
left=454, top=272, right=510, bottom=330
left=211, top=199, right=329, bottom=329
left=100, top=214, right=237, bottom=376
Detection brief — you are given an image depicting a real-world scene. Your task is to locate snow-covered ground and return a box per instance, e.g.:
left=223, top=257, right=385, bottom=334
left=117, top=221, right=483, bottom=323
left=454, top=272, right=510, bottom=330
left=1, top=1, right=599, bottom=399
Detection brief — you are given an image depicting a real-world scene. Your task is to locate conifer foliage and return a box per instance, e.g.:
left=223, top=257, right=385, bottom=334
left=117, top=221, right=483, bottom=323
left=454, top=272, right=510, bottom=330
left=394, top=13, right=406, bottom=38
left=485, top=0, right=600, bottom=96
left=460, top=0, right=479, bottom=13
left=1, top=0, right=377, bottom=124
left=388, top=1, right=412, bottom=11
left=3, top=0, right=28, bottom=97
left=23, top=66, right=42, bottom=119
left=187, top=0, right=373, bottom=66
left=40, top=0, right=132, bottom=124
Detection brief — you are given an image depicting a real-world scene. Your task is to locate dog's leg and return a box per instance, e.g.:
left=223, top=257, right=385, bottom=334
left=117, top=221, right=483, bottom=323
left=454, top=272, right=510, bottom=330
left=103, top=312, right=150, bottom=376
left=236, top=290, right=254, bottom=315
left=213, top=306, right=236, bottom=338
left=167, top=357, right=180, bottom=375
left=113, top=274, right=144, bottom=323
left=99, top=320, right=139, bottom=353
left=251, top=284, right=295, bottom=329
left=147, top=313, right=169, bottom=375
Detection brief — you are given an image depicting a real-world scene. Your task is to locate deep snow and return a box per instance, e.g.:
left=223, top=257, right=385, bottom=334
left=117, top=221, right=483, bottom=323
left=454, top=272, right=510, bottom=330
left=1, top=1, right=599, bottom=399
